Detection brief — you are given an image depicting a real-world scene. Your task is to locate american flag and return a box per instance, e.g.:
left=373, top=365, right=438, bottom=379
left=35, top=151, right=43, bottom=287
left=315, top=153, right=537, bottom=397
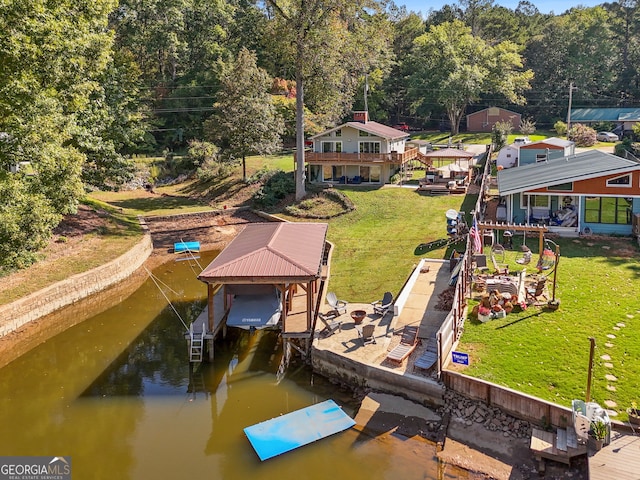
left=470, top=217, right=482, bottom=254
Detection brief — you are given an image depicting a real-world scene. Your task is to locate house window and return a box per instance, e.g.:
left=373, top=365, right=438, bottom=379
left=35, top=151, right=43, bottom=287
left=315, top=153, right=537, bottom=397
left=335, top=129, right=342, bottom=137
left=506, top=154, right=512, bottom=158
left=535, top=153, right=547, bottom=163
left=548, top=182, right=573, bottom=191
left=520, top=195, right=550, bottom=209
left=359, top=142, right=380, bottom=154
left=606, top=174, right=631, bottom=187
left=321, top=141, right=342, bottom=153
left=584, top=196, right=632, bottom=224
left=359, top=130, right=370, bottom=137
left=359, top=165, right=381, bottom=183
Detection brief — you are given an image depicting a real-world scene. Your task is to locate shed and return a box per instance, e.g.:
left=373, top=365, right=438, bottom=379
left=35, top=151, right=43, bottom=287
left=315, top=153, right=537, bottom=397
left=466, top=107, right=522, bottom=132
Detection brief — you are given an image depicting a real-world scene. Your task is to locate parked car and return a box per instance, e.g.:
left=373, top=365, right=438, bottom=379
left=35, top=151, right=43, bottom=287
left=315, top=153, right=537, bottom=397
left=393, top=123, right=410, bottom=132
left=596, top=131, right=619, bottom=142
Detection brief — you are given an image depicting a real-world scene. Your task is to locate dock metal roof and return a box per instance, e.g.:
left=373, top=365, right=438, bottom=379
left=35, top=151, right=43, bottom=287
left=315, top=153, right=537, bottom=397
left=198, top=222, right=328, bottom=283
left=497, top=150, right=640, bottom=195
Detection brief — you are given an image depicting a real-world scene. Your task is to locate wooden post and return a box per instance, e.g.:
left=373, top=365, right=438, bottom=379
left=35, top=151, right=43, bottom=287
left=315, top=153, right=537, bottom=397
left=586, top=337, right=596, bottom=402
left=207, top=283, right=215, bottom=332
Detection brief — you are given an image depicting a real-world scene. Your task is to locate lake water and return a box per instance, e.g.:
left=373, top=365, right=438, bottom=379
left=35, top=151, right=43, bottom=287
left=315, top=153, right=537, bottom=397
left=0, top=253, right=473, bottom=479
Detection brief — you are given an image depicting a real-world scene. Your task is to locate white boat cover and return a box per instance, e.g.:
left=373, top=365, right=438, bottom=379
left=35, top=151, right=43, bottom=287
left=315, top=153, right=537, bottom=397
left=226, top=289, right=282, bottom=330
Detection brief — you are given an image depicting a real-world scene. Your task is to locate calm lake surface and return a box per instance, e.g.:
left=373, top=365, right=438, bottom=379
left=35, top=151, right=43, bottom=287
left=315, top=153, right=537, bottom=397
left=0, top=253, right=472, bottom=479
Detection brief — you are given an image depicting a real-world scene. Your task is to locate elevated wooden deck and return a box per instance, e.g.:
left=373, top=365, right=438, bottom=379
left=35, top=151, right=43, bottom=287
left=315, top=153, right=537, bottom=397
left=282, top=288, right=314, bottom=339
left=589, top=430, right=640, bottom=480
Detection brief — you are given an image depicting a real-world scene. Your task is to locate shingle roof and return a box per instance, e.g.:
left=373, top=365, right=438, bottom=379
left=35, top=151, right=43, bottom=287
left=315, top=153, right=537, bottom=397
left=198, top=223, right=328, bottom=282
left=310, top=121, right=409, bottom=141
left=570, top=108, right=640, bottom=122
left=497, top=150, right=640, bottom=195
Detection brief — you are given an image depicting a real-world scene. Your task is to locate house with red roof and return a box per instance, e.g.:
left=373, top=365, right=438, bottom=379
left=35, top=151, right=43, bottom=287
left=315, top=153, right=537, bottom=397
left=303, top=112, right=419, bottom=185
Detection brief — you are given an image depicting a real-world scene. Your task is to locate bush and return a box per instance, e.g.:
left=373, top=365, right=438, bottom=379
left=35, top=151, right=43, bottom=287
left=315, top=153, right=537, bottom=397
left=568, top=123, right=597, bottom=147
left=520, top=118, right=536, bottom=135
left=554, top=120, right=567, bottom=136
left=390, top=173, right=401, bottom=184
left=492, top=120, right=513, bottom=150
left=252, top=170, right=295, bottom=208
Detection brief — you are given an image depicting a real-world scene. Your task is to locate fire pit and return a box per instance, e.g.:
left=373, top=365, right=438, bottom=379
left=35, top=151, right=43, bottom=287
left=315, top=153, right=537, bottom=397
left=350, top=310, right=367, bottom=325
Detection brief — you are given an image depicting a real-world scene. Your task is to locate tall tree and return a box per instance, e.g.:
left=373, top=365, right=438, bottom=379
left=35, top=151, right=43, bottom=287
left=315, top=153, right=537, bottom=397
left=263, top=0, right=392, bottom=201
left=0, top=0, right=121, bottom=269
left=523, top=7, right=616, bottom=122
left=203, top=48, right=283, bottom=181
left=407, top=20, right=533, bottom=134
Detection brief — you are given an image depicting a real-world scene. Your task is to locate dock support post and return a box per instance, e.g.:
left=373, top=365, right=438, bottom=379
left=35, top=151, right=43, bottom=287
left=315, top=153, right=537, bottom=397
left=208, top=338, right=214, bottom=361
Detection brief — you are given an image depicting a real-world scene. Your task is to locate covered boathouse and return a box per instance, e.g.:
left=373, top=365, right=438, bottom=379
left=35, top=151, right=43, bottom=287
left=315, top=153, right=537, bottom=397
left=197, top=222, right=329, bottom=361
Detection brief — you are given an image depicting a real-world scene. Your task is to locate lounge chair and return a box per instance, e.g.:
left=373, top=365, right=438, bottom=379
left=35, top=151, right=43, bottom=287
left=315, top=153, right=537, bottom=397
left=371, top=291, right=393, bottom=317
left=326, top=292, right=347, bottom=315
left=385, top=326, right=419, bottom=364
left=318, top=311, right=342, bottom=337
left=357, top=324, right=376, bottom=346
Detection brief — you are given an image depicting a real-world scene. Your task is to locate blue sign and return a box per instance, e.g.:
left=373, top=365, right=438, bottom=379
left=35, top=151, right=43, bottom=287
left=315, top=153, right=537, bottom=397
left=452, top=351, right=469, bottom=365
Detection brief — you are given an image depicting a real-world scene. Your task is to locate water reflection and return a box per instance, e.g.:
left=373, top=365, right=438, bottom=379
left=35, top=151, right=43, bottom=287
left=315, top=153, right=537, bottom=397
left=0, top=253, right=473, bottom=479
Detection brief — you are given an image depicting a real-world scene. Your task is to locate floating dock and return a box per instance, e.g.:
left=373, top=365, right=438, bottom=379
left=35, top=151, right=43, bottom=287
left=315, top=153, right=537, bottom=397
left=244, top=399, right=355, bottom=461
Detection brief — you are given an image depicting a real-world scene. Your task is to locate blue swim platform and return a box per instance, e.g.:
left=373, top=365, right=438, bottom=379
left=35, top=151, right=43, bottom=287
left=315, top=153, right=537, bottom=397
left=244, top=399, right=355, bottom=461
left=174, top=241, right=200, bottom=253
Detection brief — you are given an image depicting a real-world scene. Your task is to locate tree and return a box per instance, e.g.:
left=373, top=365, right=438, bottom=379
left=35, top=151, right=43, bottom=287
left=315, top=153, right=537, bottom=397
left=0, top=0, right=143, bottom=269
left=203, top=48, right=283, bottom=181
left=262, top=0, right=392, bottom=200
left=519, top=117, right=536, bottom=135
left=523, top=7, right=616, bottom=122
left=492, top=120, right=513, bottom=150
left=568, top=123, right=597, bottom=146
left=407, top=20, right=533, bottom=134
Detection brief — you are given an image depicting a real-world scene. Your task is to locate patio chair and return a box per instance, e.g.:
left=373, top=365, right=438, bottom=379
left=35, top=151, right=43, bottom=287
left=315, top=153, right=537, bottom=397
left=357, top=324, right=376, bottom=346
left=385, top=326, right=419, bottom=364
left=371, top=291, right=393, bottom=317
left=326, top=292, right=347, bottom=315
left=526, top=277, right=547, bottom=303
left=318, top=311, right=342, bottom=338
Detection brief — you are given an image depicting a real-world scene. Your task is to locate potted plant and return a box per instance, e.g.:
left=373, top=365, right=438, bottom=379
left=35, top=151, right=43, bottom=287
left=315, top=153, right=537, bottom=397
left=627, top=401, right=640, bottom=425
left=588, top=420, right=607, bottom=451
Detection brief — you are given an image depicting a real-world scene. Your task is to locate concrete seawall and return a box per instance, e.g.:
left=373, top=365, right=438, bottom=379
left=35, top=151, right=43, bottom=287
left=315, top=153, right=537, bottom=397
left=0, top=234, right=153, bottom=338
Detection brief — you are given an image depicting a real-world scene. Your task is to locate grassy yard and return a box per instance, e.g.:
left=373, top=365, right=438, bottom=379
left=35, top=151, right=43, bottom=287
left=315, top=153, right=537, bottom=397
left=457, top=236, right=640, bottom=421
left=0, top=198, right=143, bottom=304
left=281, top=187, right=471, bottom=301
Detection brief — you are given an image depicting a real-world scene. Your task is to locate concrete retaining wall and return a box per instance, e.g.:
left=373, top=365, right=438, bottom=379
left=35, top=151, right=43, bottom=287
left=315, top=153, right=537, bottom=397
left=0, top=234, right=153, bottom=338
left=312, top=347, right=446, bottom=408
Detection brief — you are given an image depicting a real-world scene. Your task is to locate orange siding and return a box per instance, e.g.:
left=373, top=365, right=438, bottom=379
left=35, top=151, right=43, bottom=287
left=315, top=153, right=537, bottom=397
left=528, top=170, right=640, bottom=195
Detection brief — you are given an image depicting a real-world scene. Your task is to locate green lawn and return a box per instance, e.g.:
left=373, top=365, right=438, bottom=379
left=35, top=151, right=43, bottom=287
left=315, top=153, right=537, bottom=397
left=280, top=187, right=474, bottom=301
left=411, top=131, right=558, bottom=145
left=459, top=236, right=640, bottom=420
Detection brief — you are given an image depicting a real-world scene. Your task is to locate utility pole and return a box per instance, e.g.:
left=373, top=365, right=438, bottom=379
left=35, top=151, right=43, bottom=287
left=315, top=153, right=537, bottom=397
left=566, top=82, right=577, bottom=134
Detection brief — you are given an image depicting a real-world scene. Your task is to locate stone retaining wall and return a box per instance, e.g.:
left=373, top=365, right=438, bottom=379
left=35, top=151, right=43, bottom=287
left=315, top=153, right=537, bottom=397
left=312, top=347, right=446, bottom=408
left=0, top=234, right=153, bottom=338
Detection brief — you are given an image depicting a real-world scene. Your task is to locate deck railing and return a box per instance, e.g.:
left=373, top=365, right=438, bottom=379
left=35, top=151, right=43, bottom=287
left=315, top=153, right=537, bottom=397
left=297, top=147, right=419, bottom=164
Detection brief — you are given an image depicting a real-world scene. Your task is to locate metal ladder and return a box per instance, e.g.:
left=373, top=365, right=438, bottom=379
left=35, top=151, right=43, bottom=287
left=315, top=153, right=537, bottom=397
left=189, top=323, right=205, bottom=363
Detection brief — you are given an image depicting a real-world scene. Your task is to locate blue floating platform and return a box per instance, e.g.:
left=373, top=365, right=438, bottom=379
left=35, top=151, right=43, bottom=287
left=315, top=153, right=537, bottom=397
left=174, top=241, right=200, bottom=253
left=244, top=399, right=355, bottom=461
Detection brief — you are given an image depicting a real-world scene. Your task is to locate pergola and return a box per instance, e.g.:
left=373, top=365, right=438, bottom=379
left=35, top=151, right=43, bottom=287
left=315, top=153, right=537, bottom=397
left=420, top=147, right=475, bottom=167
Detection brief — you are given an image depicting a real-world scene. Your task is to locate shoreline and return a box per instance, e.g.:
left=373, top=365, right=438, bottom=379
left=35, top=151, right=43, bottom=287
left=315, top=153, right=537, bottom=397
left=0, top=210, right=587, bottom=479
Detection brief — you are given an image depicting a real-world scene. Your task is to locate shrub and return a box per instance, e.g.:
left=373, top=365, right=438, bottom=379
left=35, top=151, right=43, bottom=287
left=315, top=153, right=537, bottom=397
left=554, top=120, right=567, bottom=136
left=520, top=118, right=536, bottom=135
left=390, top=173, right=401, bottom=184
left=246, top=167, right=271, bottom=185
left=568, top=123, right=597, bottom=147
left=492, top=120, right=513, bottom=150
left=252, top=170, right=295, bottom=208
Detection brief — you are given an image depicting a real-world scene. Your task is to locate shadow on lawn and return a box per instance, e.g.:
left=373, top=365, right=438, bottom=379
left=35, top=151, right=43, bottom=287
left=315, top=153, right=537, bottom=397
left=495, top=310, right=544, bottom=330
